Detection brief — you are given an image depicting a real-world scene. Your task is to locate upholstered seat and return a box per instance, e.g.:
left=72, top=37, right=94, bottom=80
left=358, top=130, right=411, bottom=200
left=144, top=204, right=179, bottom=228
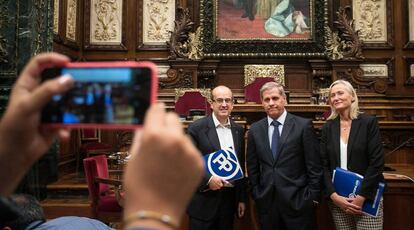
left=83, top=155, right=123, bottom=223
left=244, top=65, right=285, bottom=104
left=174, top=88, right=212, bottom=117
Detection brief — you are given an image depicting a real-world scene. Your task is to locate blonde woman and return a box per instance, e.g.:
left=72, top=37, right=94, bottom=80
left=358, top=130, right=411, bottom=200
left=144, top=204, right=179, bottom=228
left=320, top=80, right=384, bottom=229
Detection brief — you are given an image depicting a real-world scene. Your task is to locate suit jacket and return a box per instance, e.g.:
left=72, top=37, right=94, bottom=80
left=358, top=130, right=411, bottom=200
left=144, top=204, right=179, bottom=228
left=320, top=114, right=384, bottom=201
left=247, top=113, right=322, bottom=216
left=186, top=115, right=247, bottom=221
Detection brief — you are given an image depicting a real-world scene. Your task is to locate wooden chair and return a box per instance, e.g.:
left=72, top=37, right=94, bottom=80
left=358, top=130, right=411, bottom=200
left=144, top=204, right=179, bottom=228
left=244, top=65, right=285, bottom=103
left=174, top=88, right=212, bottom=117
left=83, top=155, right=123, bottom=223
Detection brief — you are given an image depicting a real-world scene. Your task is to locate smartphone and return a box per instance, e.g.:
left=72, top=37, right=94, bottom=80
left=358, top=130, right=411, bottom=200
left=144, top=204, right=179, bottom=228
left=41, top=61, right=158, bottom=129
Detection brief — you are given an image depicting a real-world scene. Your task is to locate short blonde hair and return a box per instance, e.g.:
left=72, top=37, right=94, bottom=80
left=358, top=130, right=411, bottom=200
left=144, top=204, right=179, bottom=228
left=260, top=82, right=286, bottom=100
left=327, top=80, right=361, bottom=120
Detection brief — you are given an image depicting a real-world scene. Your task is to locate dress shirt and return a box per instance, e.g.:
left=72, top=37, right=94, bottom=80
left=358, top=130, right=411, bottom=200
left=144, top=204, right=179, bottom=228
left=267, top=110, right=287, bottom=147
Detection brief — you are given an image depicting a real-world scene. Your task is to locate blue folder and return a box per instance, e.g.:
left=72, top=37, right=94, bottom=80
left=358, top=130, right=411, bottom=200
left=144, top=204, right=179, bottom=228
left=332, top=167, right=385, bottom=217
left=203, top=147, right=244, bottom=182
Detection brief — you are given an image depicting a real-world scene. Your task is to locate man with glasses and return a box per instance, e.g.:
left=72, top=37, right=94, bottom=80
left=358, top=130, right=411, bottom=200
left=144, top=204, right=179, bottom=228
left=187, top=85, right=247, bottom=230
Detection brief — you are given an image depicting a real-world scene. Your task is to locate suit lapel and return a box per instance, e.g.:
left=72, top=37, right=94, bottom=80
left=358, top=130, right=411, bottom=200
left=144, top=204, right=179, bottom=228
left=259, top=118, right=274, bottom=164
left=230, top=120, right=240, bottom=154
left=332, top=117, right=341, bottom=165
left=347, top=116, right=362, bottom=163
left=274, top=113, right=294, bottom=164
left=205, top=116, right=221, bottom=150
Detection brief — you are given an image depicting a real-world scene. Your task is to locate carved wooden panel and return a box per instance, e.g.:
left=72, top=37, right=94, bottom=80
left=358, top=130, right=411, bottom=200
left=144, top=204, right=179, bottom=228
left=359, top=58, right=395, bottom=84
left=65, top=0, right=77, bottom=41
left=84, top=0, right=127, bottom=50
left=143, top=0, right=175, bottom=45
left=353, top=0, right=394, bottom=48
left=138, top=0, right=176, bottom=50
left=404, top=0, right=414, bottom=48
left=403, top=57, right=414, bottom=85
left=53, top=0, right=59, bottom=34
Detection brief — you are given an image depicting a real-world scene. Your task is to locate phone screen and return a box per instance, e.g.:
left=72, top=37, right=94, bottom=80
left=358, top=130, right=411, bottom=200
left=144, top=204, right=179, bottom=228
left=41, top=67, right=152, bottom=126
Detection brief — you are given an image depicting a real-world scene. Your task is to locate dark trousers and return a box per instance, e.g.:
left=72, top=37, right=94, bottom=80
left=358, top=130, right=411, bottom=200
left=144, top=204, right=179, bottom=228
left=257, top=192, right=316, bottom=230
left=189, top=214, right=233, bottom=230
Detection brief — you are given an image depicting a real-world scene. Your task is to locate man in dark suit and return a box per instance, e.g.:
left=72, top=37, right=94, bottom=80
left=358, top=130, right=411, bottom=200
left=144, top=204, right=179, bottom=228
left=247, top=82, right=322, bottom=230
left=187, top=85, right=247, bottom=230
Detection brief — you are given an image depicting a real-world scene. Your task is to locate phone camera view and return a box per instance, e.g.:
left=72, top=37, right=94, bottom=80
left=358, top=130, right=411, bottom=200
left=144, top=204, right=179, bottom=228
left=41, top=67, right=152, bottom=125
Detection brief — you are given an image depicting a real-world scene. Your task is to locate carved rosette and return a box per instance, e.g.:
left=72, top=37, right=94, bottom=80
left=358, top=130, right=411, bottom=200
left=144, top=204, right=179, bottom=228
left=159, top=68, right=193, bottom=89
left=353, top=0, right=387, bottom=42
left=66, top=0, right=77, bottom=41
left=53, top=0, right=59, bottom=34
left=174, top=88, right=212, bottom=103
left=143, top=0, right=175, bottom=44
left=91, top=0, right=122, bottom=44
left=244, top=65, right=285, bottom=86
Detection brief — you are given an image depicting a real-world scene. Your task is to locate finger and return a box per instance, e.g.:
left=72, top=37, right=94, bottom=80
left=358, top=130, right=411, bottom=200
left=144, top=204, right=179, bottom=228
left=24, top=74, right=74, bottom=114
left=130, top=130, right=143, bottom=157
left=17, top=52, right=70, bottom=91
left=143, top=103, right=166, bottom=132
left=164, top=112, right=183, bottom=135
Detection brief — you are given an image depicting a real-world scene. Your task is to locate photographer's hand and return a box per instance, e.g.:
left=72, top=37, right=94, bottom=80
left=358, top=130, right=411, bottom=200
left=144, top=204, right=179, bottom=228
left=0, top=52, right=74, bottom=196
left=123, top=103, right=204, bottom=230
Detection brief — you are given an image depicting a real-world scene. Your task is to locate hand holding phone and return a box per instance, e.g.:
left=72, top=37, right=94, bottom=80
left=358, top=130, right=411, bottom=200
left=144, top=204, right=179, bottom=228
left=41, top=61, right=158, bottom=129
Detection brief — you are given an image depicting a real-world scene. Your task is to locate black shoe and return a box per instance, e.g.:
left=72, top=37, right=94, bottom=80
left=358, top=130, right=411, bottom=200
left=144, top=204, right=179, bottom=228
left=248, top=14, right=255, bottom=21
left=241, top=12, right=248, bottom=18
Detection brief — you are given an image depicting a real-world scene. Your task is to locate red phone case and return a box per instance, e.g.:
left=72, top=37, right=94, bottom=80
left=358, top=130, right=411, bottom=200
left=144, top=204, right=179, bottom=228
left=42, top=61, right=158, bottom=130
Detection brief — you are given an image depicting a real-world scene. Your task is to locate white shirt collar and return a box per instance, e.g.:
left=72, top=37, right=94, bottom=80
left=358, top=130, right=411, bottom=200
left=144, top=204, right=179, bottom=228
left=267, top=109, right=287, bottom=127
left=212, top=113, right=231, bottom=128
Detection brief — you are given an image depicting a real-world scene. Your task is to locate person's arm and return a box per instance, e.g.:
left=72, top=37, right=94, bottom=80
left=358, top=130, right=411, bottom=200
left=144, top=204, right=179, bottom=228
left=302, top=119, right=323, bottom=201
left=235, top=126, right=246, bottom=217
left=0, top=53, right=74, bottom=196
left=359, top=116, right=384, bottom=201
left=246, top=129, right=260, bottom=198
left=319, top=124, right=336, bottom=198
left=123, top=103, right=204, bottom=230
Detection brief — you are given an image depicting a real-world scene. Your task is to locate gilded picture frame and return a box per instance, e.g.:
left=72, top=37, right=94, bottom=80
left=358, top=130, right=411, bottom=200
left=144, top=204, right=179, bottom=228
left=200, top=0, right=328, bottom=58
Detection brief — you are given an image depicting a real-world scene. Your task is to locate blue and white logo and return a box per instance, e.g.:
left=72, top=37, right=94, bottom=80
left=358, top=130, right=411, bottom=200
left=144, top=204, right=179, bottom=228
left=204, top=148, right=244, bottom=181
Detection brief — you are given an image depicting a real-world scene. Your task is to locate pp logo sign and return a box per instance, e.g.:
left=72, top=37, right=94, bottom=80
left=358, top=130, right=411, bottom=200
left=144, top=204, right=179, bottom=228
left=205, top=148, right=243, bottom=181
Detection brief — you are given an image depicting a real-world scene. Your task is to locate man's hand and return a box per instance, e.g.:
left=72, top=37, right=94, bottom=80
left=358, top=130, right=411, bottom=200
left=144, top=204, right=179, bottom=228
left=208, top=176, right=228, bottom=190
left=0, top=52, right=73, bottom=196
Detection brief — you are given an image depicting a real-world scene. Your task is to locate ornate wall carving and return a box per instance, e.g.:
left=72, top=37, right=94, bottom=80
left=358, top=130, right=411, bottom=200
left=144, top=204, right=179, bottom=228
left=53, top=0, right=59, bottom=34
left=143, top=0, right=175, bottom=45
left=90, top=0, right=122, bottom=45
left=244, top=65, right=285, bottom=86
left=66, top=0, right=77, bottom=41
left=359, top=64, right=388, bottom=78
left=353, top=0, right=387, bottom=42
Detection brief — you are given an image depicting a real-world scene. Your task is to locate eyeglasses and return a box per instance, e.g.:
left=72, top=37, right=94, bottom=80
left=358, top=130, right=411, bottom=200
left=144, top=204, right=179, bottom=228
left=213, top=98, right=233, bottom=104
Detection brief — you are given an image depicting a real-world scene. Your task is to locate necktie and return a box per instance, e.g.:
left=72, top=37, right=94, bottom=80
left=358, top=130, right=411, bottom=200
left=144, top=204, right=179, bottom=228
left=271, top=120, right=281, bottom=160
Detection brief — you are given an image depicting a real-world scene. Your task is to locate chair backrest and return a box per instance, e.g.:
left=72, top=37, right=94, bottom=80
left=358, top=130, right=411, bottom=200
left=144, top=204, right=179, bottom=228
left=80, top=128, right=101, bottom=143
left=174, top=88, right=212, bottom=116
left=244, top=65, right=285, bottom=104
left=83, top=155, right=110, bottom=200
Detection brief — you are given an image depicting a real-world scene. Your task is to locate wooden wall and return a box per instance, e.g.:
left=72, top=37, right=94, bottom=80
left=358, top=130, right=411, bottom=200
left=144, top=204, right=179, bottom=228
left=49, top=1, right=414, bottom=229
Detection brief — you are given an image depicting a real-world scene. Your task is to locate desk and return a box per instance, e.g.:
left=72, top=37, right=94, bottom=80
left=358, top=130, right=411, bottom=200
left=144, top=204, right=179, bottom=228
left=383, top=164, right=414, bottom=230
